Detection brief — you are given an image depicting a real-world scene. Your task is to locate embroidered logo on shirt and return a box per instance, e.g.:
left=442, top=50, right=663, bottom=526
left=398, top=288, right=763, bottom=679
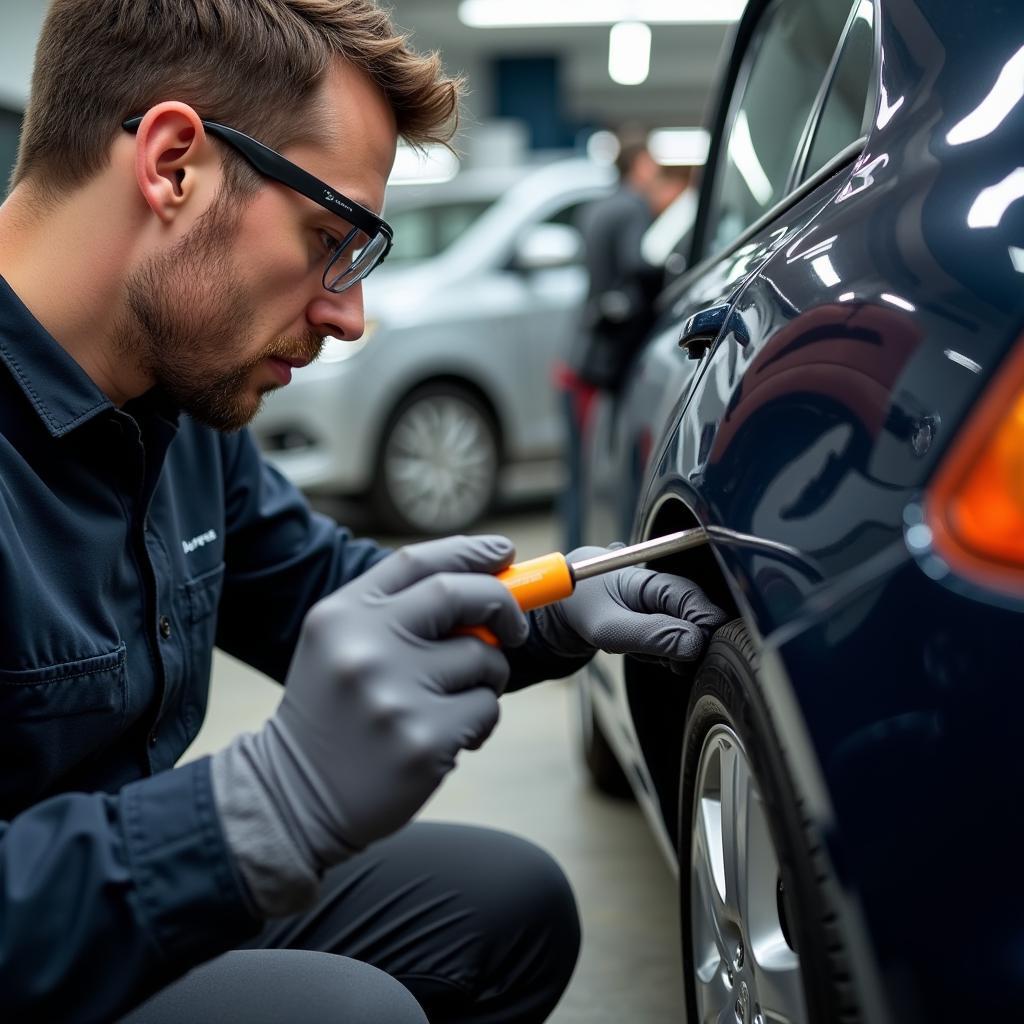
left=182, top=529, right=218, bottom=555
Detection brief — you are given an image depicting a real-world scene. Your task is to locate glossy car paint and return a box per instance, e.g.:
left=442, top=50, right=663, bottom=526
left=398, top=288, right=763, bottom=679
left=582, top=0, right=1024, bottom=1018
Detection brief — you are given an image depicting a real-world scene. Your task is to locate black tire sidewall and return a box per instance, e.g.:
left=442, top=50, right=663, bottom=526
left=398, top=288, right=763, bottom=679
left=678, top=619, right=855, bottom=1024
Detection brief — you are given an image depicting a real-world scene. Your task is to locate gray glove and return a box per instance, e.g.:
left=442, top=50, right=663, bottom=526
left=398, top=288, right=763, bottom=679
left=531, top=545, right=728, bottom=673
left=212, top=535, right=528, bottom=916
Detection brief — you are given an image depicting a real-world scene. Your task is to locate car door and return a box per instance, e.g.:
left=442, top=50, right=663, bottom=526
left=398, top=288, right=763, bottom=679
left=581, top=0, right=878, bottom=854
left=653, top=1, right=908, bottom=645
left=583, top=0, right=866, bottom=553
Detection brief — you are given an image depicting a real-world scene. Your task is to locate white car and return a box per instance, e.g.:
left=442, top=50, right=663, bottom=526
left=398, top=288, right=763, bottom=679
left=253, top=157, right=615, bottom=533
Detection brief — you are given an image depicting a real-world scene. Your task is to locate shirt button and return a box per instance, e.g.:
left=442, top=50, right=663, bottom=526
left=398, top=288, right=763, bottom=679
left=148, top=731, right=158, bottom=747
left=159, top=615, right=172, bottom=640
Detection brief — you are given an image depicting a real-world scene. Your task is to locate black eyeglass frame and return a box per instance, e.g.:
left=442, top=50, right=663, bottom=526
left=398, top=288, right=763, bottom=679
left=123, top=115, right=393, bottom=292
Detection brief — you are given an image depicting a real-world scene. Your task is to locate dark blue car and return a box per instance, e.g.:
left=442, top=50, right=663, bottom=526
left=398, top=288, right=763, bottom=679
left=577, top=1, right=1024, bottom=1020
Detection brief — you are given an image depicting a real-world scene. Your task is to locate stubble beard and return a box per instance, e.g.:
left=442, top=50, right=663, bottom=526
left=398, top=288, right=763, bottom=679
left=118, top=194, right=323, bottom=432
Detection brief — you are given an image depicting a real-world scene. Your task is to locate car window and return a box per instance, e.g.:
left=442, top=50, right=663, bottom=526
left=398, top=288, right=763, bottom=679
left=803, top=1, right=875, bottom=180
left=386, top=200, right=494, bottom=263
left=544, top=201, right=587, bottom=228
left=704, top=0, right=854, bottom=256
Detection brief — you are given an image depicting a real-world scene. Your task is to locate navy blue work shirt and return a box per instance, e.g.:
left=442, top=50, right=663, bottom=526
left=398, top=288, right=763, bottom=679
left=0, top=274, right=391, bottom=1021
left=0, top=276, right=578, bottom=1022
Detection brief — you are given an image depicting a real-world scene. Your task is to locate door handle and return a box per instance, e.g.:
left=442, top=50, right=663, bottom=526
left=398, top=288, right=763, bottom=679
left=677, top=302, right=732, bottom=360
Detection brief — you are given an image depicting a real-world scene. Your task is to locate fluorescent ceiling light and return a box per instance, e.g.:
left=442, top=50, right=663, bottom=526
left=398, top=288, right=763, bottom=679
left=880, top=292, right=915, bottom=312
left=648, top=127, right=709, bottom=165
left=389, top=144, right=460, bottom=186
left=728, top=110, right=772, bottom=206
left=943, top=348, right=982, bottom=374
left=947, top=43, right=1024, bottom=146
left=967, top=166, right=1024, bottom=228
left=459, top=0, right=745, bottom=28
left=608, top=22, right=651, bottom=86
left=811, top=255, right=841, bottom=288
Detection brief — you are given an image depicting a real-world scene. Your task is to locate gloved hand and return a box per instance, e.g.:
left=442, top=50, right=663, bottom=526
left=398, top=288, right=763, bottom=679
left=531, top=545, right=728, bottom=673
left=211, top=535, right=529, bottom=915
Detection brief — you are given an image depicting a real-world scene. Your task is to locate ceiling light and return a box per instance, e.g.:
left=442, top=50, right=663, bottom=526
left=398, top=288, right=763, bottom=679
left=947, top=43, right=1024, bottom=146
left=728, top=110, right=772, bottom=206
left=608, top=22, right=651, bottom=86
left=458, top=0, right=745, bottom=28
left=811, top=255, right=841, bottom=288
left=967, top=167, right=1024, bottom=228
left=880, top=292, right=916, bottom=312
left=647, top=128, right=710, bottom=165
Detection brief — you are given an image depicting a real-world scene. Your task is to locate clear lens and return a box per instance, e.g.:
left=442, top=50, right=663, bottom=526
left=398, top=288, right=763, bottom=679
left=324, top=228, right=388, bottom=292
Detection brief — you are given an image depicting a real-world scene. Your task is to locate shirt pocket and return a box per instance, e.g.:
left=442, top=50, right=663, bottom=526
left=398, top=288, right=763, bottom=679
left=180, top=563, right=225, bottom=739
left=0, top=644, right=127, bottom=809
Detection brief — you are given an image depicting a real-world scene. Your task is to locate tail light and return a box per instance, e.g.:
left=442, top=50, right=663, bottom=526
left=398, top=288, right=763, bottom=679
left=926, top=337, right=1024, bottom=596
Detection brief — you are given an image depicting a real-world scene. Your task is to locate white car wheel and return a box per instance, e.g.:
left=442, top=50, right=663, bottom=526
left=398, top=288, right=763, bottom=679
left=376, top=385, right=499, bottom=534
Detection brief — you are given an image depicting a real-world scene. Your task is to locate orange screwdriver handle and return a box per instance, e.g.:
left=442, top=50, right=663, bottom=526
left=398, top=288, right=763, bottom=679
left=457, top=551, right=575, bottom=646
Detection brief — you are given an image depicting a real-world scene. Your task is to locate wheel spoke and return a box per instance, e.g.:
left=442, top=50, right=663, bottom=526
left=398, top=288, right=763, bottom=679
left=692, top=807, right=730, bottom=974
left=752, top=943, right=804, bottom=1023
left=693, top=983, right=736, bottom=1024
left=720, top=740, right=752, bottom=922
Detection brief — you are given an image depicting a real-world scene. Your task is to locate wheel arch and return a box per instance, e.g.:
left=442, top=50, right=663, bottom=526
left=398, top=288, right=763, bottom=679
left=622, top=495, right=745, bottom=852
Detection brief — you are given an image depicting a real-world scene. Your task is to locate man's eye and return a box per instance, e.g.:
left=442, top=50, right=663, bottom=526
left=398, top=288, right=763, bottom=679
left=318, top=230, right=340, bottom=256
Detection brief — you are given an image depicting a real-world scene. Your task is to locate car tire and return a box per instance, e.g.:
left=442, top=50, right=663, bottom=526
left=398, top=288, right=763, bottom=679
left=679, top=619, right=859, bottom=1024
left=575, top=676, right=634, bottom=799
left=372, top=383, right=500, bottom=535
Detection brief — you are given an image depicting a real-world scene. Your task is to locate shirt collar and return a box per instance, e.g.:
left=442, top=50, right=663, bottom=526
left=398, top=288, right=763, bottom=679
left=0, top=274, right=116, bottom=437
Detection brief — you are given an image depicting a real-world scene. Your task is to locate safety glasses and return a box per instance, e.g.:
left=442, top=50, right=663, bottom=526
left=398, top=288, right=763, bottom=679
left=123, top=116, right=393, bottom=293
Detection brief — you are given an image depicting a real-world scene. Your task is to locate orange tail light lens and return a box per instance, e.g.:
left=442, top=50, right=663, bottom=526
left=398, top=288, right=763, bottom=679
left=927, top=338, right=1024, bottom=594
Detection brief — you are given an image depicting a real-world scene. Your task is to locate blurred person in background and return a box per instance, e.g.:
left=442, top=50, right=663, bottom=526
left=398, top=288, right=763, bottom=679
left=556, top=139, right=691, bottom=550
left=0, top=2, right=727, bottom=1022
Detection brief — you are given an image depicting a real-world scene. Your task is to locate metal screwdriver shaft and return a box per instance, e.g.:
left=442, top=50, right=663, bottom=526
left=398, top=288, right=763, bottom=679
left=569, top=528, right=710, bottom=581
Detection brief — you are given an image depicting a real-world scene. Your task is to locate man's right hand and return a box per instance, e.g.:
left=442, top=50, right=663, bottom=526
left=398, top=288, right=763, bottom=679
left=211, top=535, right=528, bottom=914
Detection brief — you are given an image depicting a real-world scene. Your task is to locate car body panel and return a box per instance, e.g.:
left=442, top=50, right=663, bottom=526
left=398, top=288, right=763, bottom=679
left=582, top=0, right=1024, bottom=1017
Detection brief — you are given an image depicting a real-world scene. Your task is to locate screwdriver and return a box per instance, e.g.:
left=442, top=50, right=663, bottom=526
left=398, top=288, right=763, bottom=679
left=460, top=526, right=710, bottom=646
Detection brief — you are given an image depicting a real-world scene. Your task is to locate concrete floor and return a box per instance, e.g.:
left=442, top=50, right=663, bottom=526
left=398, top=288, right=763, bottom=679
left=181, top=507, right=685, bottom=1023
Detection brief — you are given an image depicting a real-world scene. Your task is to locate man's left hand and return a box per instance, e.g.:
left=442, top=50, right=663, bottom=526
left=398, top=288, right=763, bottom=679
left=531, top=545, right=729, bottom=672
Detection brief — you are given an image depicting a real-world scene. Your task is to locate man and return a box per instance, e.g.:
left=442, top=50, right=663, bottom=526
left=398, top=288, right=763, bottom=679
left=556, top=140, right=688, bottom=550
left=0, top=3, right=726, bottom=1021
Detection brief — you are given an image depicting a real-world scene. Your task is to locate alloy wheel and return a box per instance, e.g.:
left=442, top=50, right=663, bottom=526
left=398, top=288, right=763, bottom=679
left=690, top=724, right=807, bottom=1024
left=382, top=391, right=498, bottom=533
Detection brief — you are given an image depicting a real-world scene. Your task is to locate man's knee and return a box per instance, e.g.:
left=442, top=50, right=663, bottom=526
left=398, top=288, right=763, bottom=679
left=120, top=949, right=427, bottom=1024
left=492, top=830, right=581, bottom=957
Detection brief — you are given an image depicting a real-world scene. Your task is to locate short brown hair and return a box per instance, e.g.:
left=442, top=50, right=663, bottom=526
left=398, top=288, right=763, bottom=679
left=13, top=0, right=462, bottom=196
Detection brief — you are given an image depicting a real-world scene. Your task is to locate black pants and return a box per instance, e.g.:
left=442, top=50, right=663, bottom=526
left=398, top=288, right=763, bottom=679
left=123, top=822, right=581, bottom=1023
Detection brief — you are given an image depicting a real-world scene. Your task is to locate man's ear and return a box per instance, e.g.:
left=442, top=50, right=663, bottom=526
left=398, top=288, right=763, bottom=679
left=131, top=102, right=215, bottom=224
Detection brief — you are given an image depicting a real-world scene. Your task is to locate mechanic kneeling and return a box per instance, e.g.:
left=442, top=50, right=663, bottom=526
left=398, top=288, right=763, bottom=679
left=0, top=2, right=726, bottom=1021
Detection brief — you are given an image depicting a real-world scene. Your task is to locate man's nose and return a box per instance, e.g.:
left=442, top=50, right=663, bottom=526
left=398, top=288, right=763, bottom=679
left=307, top=283, right=365, bottom=341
